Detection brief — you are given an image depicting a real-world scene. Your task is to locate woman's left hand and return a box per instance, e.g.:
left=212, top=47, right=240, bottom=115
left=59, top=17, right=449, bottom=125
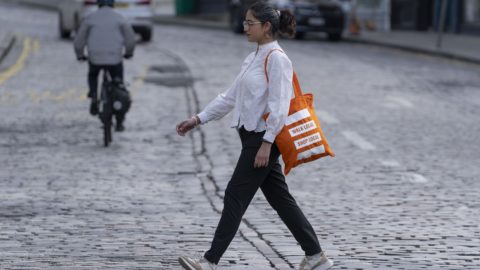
left=254, top=142, right=272, bottom=168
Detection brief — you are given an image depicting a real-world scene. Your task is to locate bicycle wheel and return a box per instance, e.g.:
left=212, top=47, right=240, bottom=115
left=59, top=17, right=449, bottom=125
left=103, top=97, right=113, bottom=147
left=98, top=70, right=114, bottom=147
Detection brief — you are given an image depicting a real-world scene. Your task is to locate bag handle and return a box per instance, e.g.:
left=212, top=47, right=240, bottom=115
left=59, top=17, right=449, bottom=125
left=264, top=49, right=303, bottom=98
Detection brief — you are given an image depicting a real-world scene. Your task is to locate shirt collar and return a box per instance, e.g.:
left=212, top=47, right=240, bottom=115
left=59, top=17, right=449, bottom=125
left=256, top=40, right=279, bottom=55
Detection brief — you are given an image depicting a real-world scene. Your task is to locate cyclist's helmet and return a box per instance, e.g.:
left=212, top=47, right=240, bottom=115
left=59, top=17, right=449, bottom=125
left=97, top=0, right=115, bottom=6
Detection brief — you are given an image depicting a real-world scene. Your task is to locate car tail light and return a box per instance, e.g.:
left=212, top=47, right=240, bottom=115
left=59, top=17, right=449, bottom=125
left=136, top=0, right=151, bottom=5
left=84, top=0, right=96, bottom=5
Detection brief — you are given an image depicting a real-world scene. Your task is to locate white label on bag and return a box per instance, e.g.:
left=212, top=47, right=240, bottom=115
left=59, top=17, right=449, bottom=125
left=297, top=145, right=325, bottom=160
left=294, top=133, right=322, bottom=150
left=286, top=108, right=311, bottom=126
left=288, top=120, right=317, bottom=137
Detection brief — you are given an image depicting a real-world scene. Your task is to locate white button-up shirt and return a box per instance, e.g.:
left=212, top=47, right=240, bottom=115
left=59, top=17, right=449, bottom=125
left=197, top=40, right=293, bottom=143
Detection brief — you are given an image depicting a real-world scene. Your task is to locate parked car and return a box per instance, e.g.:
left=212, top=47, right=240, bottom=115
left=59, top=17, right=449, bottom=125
left=58, top=0, right=154, bottom=41
left=229, top=0, right=345, bottom=41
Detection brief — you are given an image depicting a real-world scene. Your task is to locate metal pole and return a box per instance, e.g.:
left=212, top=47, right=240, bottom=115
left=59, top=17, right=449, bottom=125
left=436, top=0, right=448, bottom=49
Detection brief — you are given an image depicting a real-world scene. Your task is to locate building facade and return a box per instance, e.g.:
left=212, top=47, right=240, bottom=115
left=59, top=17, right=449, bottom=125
left=390, top=0, right=480, bottom=35
left=462, top=0, right=480, bottom=34
left=191, top=0, right=480, bottom=35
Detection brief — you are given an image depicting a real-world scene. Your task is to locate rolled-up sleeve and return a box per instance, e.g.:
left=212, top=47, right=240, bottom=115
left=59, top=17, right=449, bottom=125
left=263, top=53, right=293, bottom=143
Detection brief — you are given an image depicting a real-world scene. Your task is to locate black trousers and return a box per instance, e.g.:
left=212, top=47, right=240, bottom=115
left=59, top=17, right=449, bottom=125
left=88, top=62, right=125, bottom=124
left=204, top=128, right=322, bottom=264
left=87, top=62, right=124, bottom=99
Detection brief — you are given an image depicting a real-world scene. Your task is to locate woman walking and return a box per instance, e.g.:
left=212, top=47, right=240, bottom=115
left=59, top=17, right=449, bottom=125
left=175, top=2, right=333, bottom=270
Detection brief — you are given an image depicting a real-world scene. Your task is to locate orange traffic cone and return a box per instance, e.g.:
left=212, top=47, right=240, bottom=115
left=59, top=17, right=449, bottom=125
left=349, top=17, right=360, bottom=35
left=348, top=7, right=360, bottom=35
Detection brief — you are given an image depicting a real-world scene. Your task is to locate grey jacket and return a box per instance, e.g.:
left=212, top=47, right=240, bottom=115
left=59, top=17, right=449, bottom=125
left=74, top=7, right=136, bottom=65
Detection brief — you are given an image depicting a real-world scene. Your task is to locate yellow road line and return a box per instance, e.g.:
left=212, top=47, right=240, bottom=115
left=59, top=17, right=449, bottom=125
left=1, top=88, right=86, bottom=103
left=33, top=39, right=40, bottom=54
left=0, top=37, right=31, bottom=86
left=131, top=65, right=149, bottom=93
left=54, top=88, right=77, bottom=102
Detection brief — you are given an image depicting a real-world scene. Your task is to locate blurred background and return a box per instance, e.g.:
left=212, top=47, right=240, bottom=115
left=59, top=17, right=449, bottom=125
left=8, top=0, right=480, bottom=34
left=1, top=0, right=479, bottom=269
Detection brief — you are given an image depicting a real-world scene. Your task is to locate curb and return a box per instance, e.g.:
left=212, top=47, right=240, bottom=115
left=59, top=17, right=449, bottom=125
left=153, top=15, right=229, bottom=31
left=345, top=36, right=480, bottom=65
left=0, top=33, right=16, bottom=65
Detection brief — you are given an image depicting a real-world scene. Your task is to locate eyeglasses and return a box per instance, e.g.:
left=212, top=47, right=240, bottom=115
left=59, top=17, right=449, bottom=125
left=243, top=20, right=262, bottom=28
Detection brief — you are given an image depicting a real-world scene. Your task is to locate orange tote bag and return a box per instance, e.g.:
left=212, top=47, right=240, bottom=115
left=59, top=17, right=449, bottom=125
left=264, top=49, right=334, bottom=175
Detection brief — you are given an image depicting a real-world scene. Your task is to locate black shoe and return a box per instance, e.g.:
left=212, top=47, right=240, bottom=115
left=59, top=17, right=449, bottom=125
left=115, top=123, right=125, bottom=132
left=90, top=101, right=98, bottom=116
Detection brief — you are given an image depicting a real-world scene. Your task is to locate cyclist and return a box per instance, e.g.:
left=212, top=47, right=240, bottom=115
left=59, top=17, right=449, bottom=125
left=74, top=0, right=136, bottom=132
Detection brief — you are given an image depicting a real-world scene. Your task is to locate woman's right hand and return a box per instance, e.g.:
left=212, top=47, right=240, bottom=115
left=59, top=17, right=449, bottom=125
left=176, top=117, right=198, bottom=136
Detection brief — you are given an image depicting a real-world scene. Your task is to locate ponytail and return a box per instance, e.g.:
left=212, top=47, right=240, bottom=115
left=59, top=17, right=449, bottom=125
left=249, top=2, right=297, bottom=39
left=278, top=10, right=296, bottom=38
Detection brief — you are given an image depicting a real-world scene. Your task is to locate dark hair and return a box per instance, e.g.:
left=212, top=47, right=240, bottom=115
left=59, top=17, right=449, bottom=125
left=248, top=2, right=296, bottom=38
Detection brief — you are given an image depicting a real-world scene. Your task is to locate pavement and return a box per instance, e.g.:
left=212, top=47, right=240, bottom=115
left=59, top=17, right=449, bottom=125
left=1, top=2, right=480, bottom=270
left=345, top=30, right=480, bottom=65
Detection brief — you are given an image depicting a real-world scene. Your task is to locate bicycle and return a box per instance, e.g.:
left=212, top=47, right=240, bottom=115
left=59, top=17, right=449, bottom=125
left=98, top=70, right=114, bottom=147
left=78, top=55, right=132, bottom=147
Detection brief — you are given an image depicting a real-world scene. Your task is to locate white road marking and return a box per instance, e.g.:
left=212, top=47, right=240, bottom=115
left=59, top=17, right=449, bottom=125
left=401, top=173, right=429, bottom=183
left=341, top=130, right=376, bottom=151
left=316, top=110, right=340, bottom=124
left=384, top=96, right=414, bottom=108
left=454, top=205, right=470, bottom=219
left=379, top=160, right=401, bottom=167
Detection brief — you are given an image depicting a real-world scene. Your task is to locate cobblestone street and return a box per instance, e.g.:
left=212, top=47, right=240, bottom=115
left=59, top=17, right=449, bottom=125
left=1, top=2, right=480, bottom=269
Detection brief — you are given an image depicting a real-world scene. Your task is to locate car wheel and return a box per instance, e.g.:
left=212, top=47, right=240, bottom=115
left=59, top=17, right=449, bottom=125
left=230, top=6, right=244, bottom=34
left=58, top=13, right=71, bottom=39
left=294, top=31, right=306, bottom=40
left=328, top=33, right=342, bottom=41
left=141, top=29, right=152, bottom=42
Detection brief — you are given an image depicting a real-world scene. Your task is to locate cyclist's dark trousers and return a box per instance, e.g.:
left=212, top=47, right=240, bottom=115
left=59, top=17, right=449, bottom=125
left=203, top=127, right=322, bottom=265
left=87, top=62, right=123, bottom=99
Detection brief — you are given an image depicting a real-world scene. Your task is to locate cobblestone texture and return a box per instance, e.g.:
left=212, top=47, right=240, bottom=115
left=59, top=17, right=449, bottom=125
left=1, top=2, right=480, bottom=270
